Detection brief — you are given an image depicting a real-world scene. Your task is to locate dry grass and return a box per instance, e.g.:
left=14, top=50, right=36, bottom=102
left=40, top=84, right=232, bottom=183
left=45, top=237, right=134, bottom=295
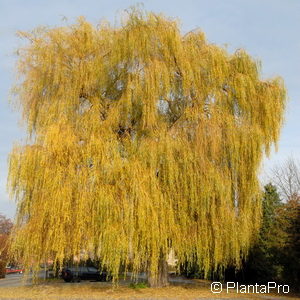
left=0, top=280, right=299, bottom=300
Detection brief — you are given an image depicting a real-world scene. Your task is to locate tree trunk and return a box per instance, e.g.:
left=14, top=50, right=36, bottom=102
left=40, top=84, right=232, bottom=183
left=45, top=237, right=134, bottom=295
left=147, top=251, right=169, bottom=287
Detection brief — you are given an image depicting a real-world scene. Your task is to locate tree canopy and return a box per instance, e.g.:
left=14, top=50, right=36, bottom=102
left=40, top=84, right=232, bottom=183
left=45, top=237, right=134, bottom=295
left=8, top=8, right=286, bottom=284
left=0, top=214, right=13, bottom=278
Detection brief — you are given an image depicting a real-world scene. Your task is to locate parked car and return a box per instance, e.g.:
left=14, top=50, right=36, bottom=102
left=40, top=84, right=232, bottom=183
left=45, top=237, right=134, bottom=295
left=61, top=266, right=111, bottom=282
left=5, top=266, right=24, bottom=274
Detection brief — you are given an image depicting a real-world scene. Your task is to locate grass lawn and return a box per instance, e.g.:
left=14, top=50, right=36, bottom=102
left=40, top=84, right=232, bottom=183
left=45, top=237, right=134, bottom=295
left=0, top=279, right=299, bottom=300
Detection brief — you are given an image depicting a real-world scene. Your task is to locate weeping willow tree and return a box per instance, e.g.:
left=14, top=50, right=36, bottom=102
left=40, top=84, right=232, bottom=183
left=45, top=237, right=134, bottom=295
left=8, top=8, right=286, bottom=287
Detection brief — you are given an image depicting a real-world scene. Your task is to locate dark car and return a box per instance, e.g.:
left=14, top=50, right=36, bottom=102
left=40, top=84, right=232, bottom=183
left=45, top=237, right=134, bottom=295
left=61, top=266, right=111, bottom=282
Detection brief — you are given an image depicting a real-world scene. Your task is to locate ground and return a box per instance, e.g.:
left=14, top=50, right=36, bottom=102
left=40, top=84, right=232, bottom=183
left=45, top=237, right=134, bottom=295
left=0, top=274, right=299, bottom=300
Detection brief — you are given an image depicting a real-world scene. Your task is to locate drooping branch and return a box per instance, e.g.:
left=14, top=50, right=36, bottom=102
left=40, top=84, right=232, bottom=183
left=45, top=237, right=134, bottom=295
left=8, top=9, right=287, bottom=286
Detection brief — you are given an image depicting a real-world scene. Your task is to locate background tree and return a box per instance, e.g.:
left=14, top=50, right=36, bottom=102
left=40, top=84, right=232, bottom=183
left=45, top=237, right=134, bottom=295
left=239, top=184, right=285, bottom=283
left=269, top=158, right=300, bottom=289
left=279, top=194, right=300, bottom=289
left=271, top=157, right=300, bottom=201
left=225, top=181, right=299, bottom=291
left=0, top=214, right=13, bottom=278
left=8, top=8, right=286, bottom=287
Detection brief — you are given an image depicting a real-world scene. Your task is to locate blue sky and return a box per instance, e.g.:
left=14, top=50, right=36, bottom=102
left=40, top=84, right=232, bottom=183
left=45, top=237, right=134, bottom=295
left=1, top=0, right=299, bottom=218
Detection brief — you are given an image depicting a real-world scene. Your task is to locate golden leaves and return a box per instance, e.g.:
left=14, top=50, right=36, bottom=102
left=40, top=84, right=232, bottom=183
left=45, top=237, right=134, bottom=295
left=8, top=8, right=286, bottom=281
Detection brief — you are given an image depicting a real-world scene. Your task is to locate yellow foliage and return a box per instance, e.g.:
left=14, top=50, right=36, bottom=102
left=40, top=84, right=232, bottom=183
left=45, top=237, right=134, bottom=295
left=8, top=8, right=286, bottom=281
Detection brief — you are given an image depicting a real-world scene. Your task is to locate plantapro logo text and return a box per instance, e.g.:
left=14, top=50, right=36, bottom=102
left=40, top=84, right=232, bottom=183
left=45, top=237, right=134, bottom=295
left=211, top=281, right=289, bottom=294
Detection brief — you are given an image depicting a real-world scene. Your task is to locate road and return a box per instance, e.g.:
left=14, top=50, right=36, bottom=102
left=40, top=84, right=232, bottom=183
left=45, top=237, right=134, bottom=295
left=0, top=270, right=47, bottom=287
left=0, top=273, right=195, bottom=288
left=0, top=273, right=30, bottom=287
